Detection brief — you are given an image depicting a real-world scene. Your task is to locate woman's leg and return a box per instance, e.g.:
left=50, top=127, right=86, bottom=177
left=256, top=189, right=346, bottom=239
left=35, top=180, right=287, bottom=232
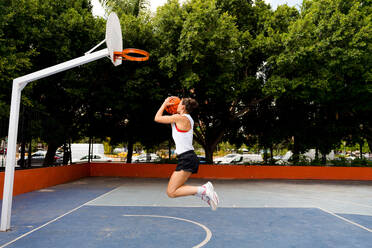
left=167, top=170, right=198, bottom=198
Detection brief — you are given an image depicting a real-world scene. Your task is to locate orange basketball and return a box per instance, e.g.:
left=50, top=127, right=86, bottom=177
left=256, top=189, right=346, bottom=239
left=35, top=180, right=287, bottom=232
left=165, top=97, right=181, bottom=114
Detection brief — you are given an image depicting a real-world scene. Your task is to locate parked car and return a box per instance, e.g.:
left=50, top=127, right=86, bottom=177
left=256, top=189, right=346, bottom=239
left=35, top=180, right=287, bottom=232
left=132, top=153, right=161, bottom=163
left=276, top=150, right=335, bottom=164
left=55, top=154, right=64, bottom=164
left=197, top=156, right=213, bottom=164
left=17, top=150, right=62, bottom=166
left=78, top=154, right=112, bottom=162
left=363, top=153, right=372, bottom=161
left=71, top=143, right=105, bottom=163
left=214, top=153, right=263, bottom=165
left=238, top=154, right=263, bottom=164
left=214, top=154, right=241, bottom=164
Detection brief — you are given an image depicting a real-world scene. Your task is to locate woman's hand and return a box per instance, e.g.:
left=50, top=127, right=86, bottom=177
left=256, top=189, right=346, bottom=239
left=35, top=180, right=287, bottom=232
left=163, top=96, right=176, bottom=107
left=155, top=96, right=180, bottom=124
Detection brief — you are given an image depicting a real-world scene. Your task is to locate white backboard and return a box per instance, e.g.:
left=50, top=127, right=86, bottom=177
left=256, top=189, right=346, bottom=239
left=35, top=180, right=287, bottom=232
left=105, top=12, right=123, bottom=66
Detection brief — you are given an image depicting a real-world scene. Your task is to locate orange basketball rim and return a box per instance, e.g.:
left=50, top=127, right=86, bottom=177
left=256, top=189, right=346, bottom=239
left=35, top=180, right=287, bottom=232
left=114, top=48, right=150, bottom=62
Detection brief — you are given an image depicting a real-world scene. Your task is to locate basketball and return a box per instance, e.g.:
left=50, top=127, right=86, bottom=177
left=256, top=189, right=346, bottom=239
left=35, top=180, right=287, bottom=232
left=165, top=97, right=181, bottom=114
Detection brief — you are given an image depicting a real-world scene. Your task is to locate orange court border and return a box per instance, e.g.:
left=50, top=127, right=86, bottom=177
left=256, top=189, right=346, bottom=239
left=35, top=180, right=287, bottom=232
left=2, top=163, right=372, bottom=199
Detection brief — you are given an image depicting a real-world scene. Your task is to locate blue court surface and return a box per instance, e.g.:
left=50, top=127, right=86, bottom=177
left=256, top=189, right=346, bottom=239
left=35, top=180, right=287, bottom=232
left=1, top=177, right=372, bottom=247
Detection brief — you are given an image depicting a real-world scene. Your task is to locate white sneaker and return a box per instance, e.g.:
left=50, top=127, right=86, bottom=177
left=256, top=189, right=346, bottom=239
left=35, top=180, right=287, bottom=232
left=202, top=181, right=219, bottom=211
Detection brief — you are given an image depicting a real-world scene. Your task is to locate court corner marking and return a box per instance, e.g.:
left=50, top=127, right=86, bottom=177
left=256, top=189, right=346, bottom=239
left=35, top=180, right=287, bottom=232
left=0, top=186, right=122, bottom=248
left=317, top=207, right=372, bottom=233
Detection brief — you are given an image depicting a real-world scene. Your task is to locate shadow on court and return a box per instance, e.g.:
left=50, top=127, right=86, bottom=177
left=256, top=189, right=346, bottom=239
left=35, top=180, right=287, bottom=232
left=1, top=177, right=372, bottom=247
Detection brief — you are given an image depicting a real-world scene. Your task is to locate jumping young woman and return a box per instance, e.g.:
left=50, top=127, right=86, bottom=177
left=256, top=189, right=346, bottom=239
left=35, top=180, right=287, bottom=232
left=154, top=97, right=219, bottom=210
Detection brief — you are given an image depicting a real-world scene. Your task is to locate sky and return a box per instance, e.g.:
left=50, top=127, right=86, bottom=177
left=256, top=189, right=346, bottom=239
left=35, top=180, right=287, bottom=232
left=91, top=0, right=303, bottom=17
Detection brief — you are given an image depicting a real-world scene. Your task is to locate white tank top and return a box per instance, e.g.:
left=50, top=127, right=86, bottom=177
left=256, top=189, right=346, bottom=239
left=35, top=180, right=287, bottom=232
left=171, top=114, right=194, bottom=155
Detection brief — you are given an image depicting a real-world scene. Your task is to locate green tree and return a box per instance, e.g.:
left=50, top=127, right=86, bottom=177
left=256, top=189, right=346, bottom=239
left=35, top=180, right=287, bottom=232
left=0, top=0, right=38, bottom=121
left=154, top=0, right=276, bottom=160
left=1, top=0, right=104, bottom=165
left=100, top=0, right=149, bottom=16
left=236, top=3, right=300, bottom=161
left=263, top=0, right=371, bottom=163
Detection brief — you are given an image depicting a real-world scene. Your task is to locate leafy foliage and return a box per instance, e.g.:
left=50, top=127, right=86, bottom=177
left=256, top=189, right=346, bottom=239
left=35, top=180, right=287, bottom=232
left=0, top=0, right=371, bottom=165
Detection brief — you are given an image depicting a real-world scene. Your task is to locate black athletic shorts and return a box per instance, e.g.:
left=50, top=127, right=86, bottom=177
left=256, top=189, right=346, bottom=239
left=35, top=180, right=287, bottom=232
left=176, top=150, right=199, bottom=174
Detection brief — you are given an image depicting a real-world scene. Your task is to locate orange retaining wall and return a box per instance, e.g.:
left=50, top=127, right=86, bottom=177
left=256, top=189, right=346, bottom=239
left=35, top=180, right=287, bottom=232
left=90, top=163, right=176, bottom=178
left=2, top=163, right=372, bottom=199
left=90, top=163, right=372, bottom=181
left=0, top=164, right=90, bottom=199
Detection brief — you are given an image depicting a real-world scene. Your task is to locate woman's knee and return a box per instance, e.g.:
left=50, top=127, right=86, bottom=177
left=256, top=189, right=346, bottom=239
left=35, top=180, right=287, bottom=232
left=166, top=188, right=177, bottom=198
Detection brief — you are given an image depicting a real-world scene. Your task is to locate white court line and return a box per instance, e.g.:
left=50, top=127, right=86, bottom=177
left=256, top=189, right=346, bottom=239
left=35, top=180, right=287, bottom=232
left=88, top=203, right=316, bottom=208
left=253, top=189, right=372, bottom=212
left=0, top=187, right=123, bottom=248
left=86, top=203, right=212, bottom=207
left=123, top=214, right=212, bottom=248
left=317, top=207, right=372, bottom=233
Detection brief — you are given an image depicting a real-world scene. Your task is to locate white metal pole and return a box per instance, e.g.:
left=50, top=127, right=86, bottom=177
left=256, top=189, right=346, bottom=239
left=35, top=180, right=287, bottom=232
left=0, top=48, right=109, bottom=231
left=0, top=81, right=21, bottom=231
left=17, top=48, right=109, bottom=90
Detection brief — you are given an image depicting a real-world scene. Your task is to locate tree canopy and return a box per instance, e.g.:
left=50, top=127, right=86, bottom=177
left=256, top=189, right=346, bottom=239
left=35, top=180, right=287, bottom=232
left=0, top=0, right=371, bottom=164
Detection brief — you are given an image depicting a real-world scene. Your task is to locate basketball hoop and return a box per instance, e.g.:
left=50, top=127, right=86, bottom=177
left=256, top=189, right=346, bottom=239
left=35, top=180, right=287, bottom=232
left=85, top=13, right=150, bottom=65
left=105, top=13, right=149, bottom=65
left=114, top=48, right=150, bottom=62
left=1, top=11, right=152, bottom=232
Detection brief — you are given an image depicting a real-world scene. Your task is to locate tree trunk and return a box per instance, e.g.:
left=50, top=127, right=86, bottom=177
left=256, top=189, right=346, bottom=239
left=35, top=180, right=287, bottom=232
left=19, top=142, right=26, bottom=168
left=62, top=143, right=70, bottom=165
left=193, top=98, right=266, bottom=163
left=44, top=142, right=58, bottom=166
left=68, top=140, right=72, bottom=165
left=126, top=136, right=134, bottom=163
left=27, top=139, right=32, bottom=168
left=292, top=136, right=300, bottom=165
left=194, top=124, right=224, bottom=162
left=270, top=146, right=273, bottom=161
left=263, top=148, right=269, bottom=164
left=321, top=153, right=327, bottom=165
left=364, top=127, right=372, bottom=157
left=19, top=107, right=27, bottom=168
left=359, top=141, right=363, bottom=159
left=204, top=143, right=216, bottom=163
left=88, top=136, right=92, bottom=163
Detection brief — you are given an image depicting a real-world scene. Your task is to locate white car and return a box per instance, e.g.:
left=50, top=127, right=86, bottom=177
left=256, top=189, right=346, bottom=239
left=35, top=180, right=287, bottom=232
left=276, top=150, right=335, bottom=164
left=363, top=153, right=372, bottom=161
left=238, top=154, right=263, bottom=164
left=78, top=154, right=112, bottom=162
left=17, top=150, right=63, bottom=166
left=214, top=154, right=263, bottom=165
left=214, top=154, right=241, bottom=164
left=132, top=153, right=161, bottom=163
